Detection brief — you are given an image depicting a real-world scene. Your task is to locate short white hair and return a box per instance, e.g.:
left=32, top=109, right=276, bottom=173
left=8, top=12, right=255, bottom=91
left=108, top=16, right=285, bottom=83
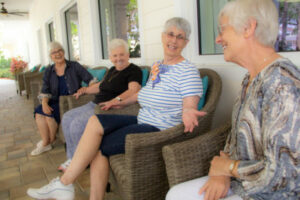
left=108, top=38, right=129, bottom=55
left=163, top=17, right=191, bottom=39
left=219, top=0, right=279, bottom=47
left=49, top=41, right=64, bottom=55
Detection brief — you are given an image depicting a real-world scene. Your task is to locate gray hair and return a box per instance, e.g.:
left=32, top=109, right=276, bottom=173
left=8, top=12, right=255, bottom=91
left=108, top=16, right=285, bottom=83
left=48, top=41, right=65, bottom=55
left=108, top=38, right=129, bottom=55
left=163, top=17, right=191, bottom=40
left=219, top=0, right=278, bottom=47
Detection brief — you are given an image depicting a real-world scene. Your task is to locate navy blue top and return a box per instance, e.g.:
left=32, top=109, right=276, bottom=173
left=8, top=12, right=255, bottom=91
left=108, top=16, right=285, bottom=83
left=41, top=60, right=93, bottom=100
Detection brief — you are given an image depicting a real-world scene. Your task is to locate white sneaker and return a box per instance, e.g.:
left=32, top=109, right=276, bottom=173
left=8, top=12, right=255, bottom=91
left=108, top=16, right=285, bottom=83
left=36, top=140, right=43, bottom=148
left=58, top=159, right=72, bottom=172
left=31, top=143, right=52, bottom=156
left=27, top=177, right=74, bottom=200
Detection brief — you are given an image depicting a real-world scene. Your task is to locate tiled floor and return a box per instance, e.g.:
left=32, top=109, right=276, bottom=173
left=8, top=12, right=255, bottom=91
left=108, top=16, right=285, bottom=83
left=0, top=80, right=118, bottom=200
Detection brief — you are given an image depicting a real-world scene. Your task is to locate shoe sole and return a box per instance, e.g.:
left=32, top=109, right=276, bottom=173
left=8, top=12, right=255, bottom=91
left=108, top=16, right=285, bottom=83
left=30, top=146, right=52, bottom=156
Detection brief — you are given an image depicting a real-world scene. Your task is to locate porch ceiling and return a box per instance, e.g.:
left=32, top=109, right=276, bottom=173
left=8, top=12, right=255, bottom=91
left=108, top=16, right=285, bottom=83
left=0, top=0, right=33, bottom=21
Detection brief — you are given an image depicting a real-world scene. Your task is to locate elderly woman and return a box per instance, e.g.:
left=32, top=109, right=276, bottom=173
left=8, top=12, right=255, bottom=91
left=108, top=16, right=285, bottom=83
left=31, top=42, right=93, bottom=156
left=166, top=0, right=300, bottom=200
left=27, top=17, right=206, bottom=200
left=58, top=38, right=142, bottom=172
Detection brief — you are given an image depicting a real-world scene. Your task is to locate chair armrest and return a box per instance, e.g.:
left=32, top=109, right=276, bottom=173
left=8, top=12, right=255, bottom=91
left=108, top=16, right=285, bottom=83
left=94, top=103, right=140, bottom=116
left=162, top=121, right=231, bottom=187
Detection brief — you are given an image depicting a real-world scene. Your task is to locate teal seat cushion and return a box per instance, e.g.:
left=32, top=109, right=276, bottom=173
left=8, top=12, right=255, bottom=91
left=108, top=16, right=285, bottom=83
left=82, top=68, right=107, bottom=87
left=198, top=76, right=209, bottom=110
left=39, top=65, right=46, bottom=72
left=141, top=68, right=149, bottom=87
left=30, top=65, right=38, bottom=72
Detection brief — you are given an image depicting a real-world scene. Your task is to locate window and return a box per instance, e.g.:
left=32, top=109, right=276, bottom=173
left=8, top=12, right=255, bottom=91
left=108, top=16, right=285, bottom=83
left=98, top=0, right=140, bottom=59
left=48, top=21, right=56, bottom=42
left=65, top=4, right=80, bottom=61
left=197, top=0, right=300, bottom=55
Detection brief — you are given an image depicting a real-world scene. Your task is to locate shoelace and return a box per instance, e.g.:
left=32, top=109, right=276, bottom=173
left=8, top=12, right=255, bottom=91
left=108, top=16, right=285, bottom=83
left=41, top=177, right=59, bottom=190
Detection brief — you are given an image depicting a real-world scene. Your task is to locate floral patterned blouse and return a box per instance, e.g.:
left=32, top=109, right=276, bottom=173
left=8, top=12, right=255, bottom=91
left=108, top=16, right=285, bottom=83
left=224, top=58, right=300, bottom=199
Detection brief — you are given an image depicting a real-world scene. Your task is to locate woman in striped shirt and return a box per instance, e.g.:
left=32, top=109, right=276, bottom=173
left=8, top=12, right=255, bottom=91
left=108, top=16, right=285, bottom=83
left=27, top=17, right=206, bottom=200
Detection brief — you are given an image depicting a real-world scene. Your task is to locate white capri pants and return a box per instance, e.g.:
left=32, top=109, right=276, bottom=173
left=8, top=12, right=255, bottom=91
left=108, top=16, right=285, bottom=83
left=166, top=176, right=242, bottom=200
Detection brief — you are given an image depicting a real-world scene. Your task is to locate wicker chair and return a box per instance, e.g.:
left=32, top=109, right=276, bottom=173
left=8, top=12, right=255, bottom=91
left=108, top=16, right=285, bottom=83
left=58, top=66, right=150, bottom=143
left=24, top=66, right=43, bottom=99
left=16, top=66, right=40, bottom=96
left=94, top=68, right=222, bottom=200
left=162, top=121, right=231, bottom=187
left=58, top=66, right=108, bottom=142
left=30, top=72, right=45, bottom=108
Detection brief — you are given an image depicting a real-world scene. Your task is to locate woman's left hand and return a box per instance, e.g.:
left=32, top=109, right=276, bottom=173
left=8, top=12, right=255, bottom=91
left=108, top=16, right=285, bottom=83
left=209, top=151, right=232, bottom=177
left=182, top=108, right=206, bottom=132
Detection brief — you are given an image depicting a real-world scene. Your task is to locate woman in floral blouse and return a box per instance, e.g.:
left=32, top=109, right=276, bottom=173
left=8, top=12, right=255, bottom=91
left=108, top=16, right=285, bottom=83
left=167, top=0, right=300, bottom=199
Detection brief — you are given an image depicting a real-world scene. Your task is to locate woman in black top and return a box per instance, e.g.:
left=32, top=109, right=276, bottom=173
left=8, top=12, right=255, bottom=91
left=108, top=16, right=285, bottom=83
left=31, top=42, right=93, bottom=156
left=57, top=38, right=142, bottom=172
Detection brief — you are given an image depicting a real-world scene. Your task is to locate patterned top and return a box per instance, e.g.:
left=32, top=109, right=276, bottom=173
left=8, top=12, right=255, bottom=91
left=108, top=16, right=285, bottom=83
left=224, top=58, right=300, bottom=199
left=137, top=60, right=203, bottom=130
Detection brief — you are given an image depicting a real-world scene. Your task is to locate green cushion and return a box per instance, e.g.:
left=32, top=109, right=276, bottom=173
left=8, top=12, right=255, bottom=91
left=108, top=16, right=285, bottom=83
left=198, top=76, right=209, bottom=110
left=141, top=68, right=149, bottom=87
left=82, top=68, right=107, bottom=87
left=30, top=65, right=38, bottom=72
left=39, top=66, right=46, bottom=72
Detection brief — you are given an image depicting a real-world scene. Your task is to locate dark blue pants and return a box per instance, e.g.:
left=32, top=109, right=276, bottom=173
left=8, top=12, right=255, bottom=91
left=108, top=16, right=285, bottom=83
left=96, top=114, right=160, bottom=157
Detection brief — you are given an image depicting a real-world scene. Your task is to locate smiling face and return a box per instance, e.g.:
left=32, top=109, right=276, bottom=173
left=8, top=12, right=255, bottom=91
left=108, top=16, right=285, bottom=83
left=50, top=48, right=65, bottom=64
left=215, top=15, right=245, bottom=64
left=109, top=46, right=130, bottom=70
left=162, top=26, right=189, bottom=59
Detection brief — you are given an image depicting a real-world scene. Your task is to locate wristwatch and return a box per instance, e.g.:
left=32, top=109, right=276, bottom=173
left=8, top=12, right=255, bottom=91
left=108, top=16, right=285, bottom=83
left=115, top=96, right=122, bottom=101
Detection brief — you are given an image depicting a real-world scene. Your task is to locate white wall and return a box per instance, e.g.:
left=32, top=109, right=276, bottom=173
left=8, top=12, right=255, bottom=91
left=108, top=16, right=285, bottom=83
left=28, top=0, right=300, bottom=128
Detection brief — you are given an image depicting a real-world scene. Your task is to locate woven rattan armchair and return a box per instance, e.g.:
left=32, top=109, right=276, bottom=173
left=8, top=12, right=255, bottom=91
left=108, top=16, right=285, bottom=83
left=162, top=121, right=231, bottom=187
left=94, top=68, right=222, bottom=200
left=30, top=72, right=45, bottom=108
left=57, top=66, right=108, bottom=142
left=24, top=67, right=44, bottom=99
left=16, top=66, right=40, bottom=96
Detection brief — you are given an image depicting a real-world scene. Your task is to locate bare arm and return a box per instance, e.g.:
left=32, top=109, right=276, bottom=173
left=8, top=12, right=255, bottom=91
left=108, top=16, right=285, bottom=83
left=73, top=82, right=101, bottom=99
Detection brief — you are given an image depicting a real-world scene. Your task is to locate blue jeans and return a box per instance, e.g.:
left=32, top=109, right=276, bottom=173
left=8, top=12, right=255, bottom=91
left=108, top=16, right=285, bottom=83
left=62, top=101, right=96, bottom=158
left=96, top=114, right=160, bottom=157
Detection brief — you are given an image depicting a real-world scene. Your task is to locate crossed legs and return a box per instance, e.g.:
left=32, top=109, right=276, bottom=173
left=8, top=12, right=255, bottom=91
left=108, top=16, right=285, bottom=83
left=60, top=115, right=108, bottom=199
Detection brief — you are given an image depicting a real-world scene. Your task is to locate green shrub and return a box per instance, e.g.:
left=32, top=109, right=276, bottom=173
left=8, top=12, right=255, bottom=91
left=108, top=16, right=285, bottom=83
left=0, top=67, right=13, bottom=79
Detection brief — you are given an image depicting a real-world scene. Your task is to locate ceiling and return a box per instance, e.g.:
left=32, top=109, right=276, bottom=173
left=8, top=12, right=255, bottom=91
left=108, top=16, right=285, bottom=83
left=0, top=0, right=33, bottom=20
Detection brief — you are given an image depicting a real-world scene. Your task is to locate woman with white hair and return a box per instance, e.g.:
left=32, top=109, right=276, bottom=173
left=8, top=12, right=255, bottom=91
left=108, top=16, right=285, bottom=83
left=27, top=17, right=206, bottom=200
left=166, top=0, right=300, bottom=200
left=31, top=41, right=93, bottom=156
left=58, top=38, right=142, bottom=172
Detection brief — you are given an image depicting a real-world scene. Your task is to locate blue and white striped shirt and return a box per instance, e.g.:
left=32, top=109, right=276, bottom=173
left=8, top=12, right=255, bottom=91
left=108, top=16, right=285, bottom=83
left=137, top=60, right=203, bottom=130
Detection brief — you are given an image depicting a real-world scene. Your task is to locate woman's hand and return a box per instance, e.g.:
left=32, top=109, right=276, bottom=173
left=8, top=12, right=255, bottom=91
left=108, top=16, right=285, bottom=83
left=198, top=176, right=231, bottom=200
left=73, top=87, right=87, bottom=99
left=42, top=103, right=53, bottom=115
left=209, top=151, right=233, bottom=177
left=182, top=108, right=206, bottom=132
left=99, top=99, right=124, bottom=110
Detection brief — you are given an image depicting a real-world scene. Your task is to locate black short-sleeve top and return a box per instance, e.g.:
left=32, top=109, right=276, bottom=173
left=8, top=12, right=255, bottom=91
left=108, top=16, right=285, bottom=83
left=93, top=63, right=142, bottom=104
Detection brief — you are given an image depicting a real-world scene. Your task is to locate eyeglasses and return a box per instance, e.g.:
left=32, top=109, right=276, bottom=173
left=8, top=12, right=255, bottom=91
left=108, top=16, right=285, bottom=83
left=51, top=49, right=63, bottom=55
left=217, top=24, right=229, bottom=36
left=164, top=32, right=187, bottom=41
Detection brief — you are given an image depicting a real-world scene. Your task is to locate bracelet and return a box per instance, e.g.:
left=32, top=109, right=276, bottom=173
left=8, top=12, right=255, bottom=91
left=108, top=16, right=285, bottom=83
left=229, top=160, right=238, bottom=176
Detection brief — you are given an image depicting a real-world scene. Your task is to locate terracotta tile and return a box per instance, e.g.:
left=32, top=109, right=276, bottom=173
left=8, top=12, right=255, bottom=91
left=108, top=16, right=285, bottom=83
left=0, top=157, right=27, bottom=170
left=0, top=175, right=21, bottom=191
left=0, top=167, right=20, bottom=181
left=21, top=167, right=46, bottom=184
left=0, top=190, right=9, bottom=200
left=10, top=179, right=48, bottom=199
left=7, top=149, right=26, bottom=160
